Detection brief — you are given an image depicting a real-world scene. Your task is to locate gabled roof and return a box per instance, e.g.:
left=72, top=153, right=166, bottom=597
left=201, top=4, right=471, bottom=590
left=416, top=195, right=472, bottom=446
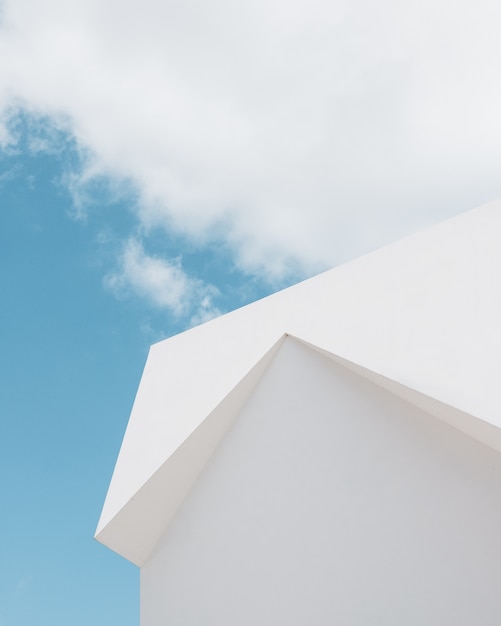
left=96, top=199, right=501, bottom=566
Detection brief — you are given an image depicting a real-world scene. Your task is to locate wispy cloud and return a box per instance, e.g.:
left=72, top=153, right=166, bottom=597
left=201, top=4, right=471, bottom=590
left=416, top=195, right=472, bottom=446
left=0, top=111, right=18, bottom=152
left=0, top=119, right=13, bottom=150
left=104, top=238, right=221, bottom=324
left=0, top=163, right=21, bottom=185
left=1, top=0, right=500, bottom=290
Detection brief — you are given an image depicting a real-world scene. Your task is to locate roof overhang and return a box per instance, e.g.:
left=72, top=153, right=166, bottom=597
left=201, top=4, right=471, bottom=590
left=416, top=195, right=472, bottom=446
left=96, top=199, right=501, bottom=565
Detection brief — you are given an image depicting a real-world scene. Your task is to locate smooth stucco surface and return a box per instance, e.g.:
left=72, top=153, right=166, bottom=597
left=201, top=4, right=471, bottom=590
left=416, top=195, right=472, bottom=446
left=141, top=338, right=501, bottom=625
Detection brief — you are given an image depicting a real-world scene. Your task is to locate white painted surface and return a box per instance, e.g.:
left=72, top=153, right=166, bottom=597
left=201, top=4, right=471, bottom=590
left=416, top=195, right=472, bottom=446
left=96, top=336, right=286, bottom=564
left=141, top=338, right=501, bottom=625
left=96, top=199, right=501, bottom=565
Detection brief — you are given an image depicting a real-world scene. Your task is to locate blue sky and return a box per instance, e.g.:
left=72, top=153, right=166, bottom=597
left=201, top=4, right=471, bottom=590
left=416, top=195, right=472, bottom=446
left=0, top=122, right=277, bottom=626
left=0, top=127, right=140, bottom=624
left=1, top=1, right=501, bottom=624
left=0, top=119, right=277, bottom=626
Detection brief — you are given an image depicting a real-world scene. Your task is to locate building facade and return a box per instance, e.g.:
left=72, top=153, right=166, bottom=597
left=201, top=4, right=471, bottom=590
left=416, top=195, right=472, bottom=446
left=97, top=200, right=501, bottom=624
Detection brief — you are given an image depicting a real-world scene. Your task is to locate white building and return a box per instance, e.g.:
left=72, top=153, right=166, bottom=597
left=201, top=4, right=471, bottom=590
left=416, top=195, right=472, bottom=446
left=96, top=200, right=501, bottom=625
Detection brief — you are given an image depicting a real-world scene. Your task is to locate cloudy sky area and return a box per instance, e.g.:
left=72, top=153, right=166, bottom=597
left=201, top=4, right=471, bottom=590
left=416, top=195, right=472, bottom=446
left=2, top=0, right=501, bottom=319
left=1, top=1, right=501, bottom=624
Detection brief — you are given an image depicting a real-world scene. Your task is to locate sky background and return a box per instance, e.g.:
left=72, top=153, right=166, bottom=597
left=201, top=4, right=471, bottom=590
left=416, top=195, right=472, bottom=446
left=1, top=1, right=501, bottom=624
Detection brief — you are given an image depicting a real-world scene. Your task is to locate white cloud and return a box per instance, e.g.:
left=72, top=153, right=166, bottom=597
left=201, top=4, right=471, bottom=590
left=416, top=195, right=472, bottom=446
left=189, top=289, right=223, bottom=327
left=1, top=0, right=501, bottom=282
left=0, top=119, right=12, bottom=149
left=0, top=163, right=20, bottom=185
left=105, top=238, right=221, bottom=323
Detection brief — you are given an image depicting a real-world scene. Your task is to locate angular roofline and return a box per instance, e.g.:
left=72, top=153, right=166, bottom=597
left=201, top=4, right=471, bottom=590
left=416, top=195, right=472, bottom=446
left=96, top=334, right=500, bottom=565
left=96, top=199, right=501, bottom=565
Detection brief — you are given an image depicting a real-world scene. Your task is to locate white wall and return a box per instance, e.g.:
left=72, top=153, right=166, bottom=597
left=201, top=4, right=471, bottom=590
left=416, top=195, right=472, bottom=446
left=141, top=337, right=501, bottom=625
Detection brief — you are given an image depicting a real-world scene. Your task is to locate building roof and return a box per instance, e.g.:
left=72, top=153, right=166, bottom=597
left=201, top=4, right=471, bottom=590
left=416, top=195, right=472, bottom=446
left=95, top=199, right=501, bottom=566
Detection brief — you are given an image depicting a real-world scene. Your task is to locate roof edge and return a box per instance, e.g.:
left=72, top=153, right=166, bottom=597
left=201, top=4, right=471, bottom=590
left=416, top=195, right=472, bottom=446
left=288, top=334, right=501, bottom=454
left=94, top=334, right=287, bottom=565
